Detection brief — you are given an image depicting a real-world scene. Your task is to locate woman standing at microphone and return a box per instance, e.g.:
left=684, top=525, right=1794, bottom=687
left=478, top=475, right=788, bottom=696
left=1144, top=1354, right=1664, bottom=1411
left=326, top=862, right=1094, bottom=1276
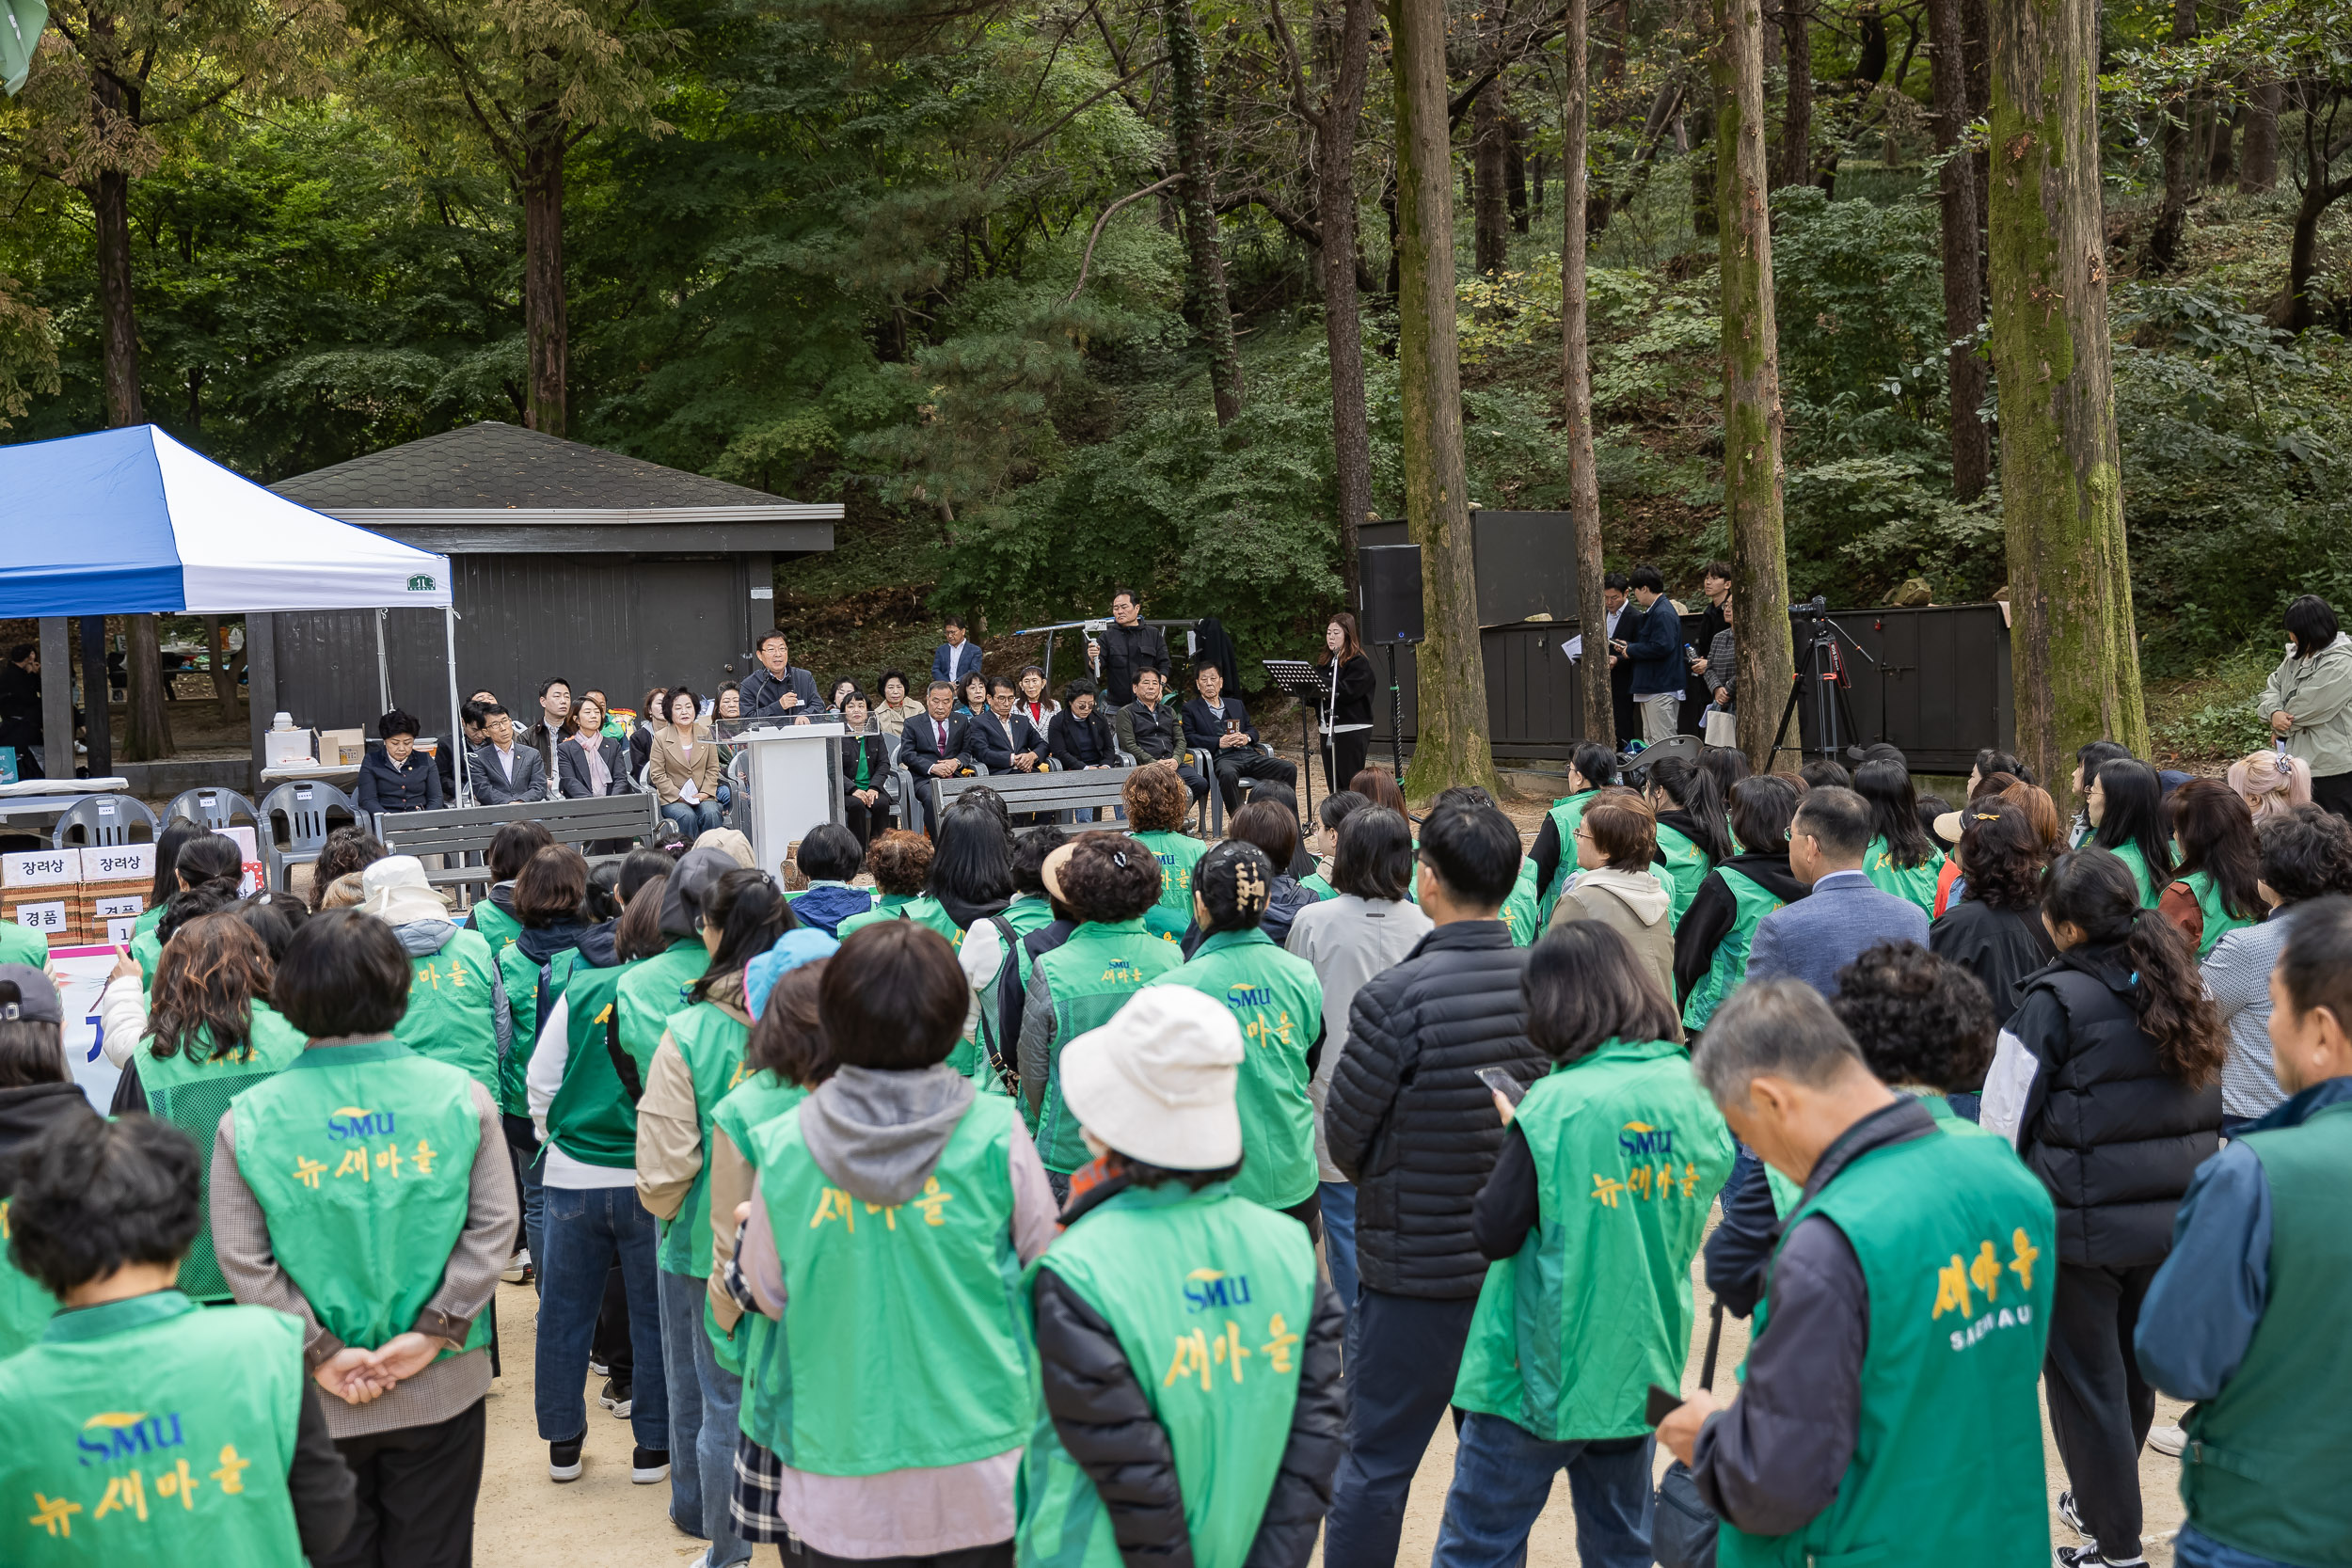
left=1321, top=612, right=1376, bottom=798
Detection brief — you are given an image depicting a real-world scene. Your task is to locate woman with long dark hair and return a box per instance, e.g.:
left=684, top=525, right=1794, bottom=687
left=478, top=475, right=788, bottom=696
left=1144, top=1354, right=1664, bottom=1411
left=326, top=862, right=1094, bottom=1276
left=126, top=824, right=242, bottom=984
left=1929, top=800, right=2057, bottom=1018
left=2012, top=847, right=2223, bottom=1568
left=1320, top=610, right=1376, bottom=795
left=2086, top=759, right=2173, bottom=907
left=1673, top=774, right=1809, bottom=1034
left=1528, top=739, right=1621, bottom=922
left=1853, top=757, right=1946, bottom=915
left=2067, top=739, right=2135, bottom=847
left=2258, top=592, right=2352, bottom=818
left=1644, top=756, right=1733, bottom=925
left=2158, top=777, right=2263, bottom=958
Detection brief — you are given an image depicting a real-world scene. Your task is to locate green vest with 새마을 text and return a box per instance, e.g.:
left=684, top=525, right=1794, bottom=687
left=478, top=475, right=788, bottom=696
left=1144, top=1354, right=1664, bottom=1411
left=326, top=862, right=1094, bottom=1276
left=1147, top=928, right=1325, bottom=1210
left=393, top=927, right=502, bottom=1097
left=1679, top=867, right=1786, bottom=1033
left=744, top=1093, right=1030, bottom=1475
left=1133, top=831, right=1207, bottom=943
left=1536, top=790, right=1599, bottom=923
left=0, top=1291, right=309, bottom=1567
left=1719, top=1125, right=2057, bottom=1568
left=1654, top=823, right=1711, bottom=927
left=615, top=937, right=708, bottom=1078
left=1031, top=919, right=1183, bottom=1173
left=545, top=953, right=643, bottom=1168
left=1863, top=836, right=1946, bottom=918
left=2180, top=870, right=2257, bottom=960
left=656, top=1000, right=753, bottom=1277
left=2180, top=1100, right=2352, bottom=1565
left=230, top=1039, right=491, bottom=1359
left=706, top=1070, right=808, bottom=1375
left=1017, top=1181, right=1318, bottom=1568
left=1455, top=1037, right=1736, bottom=1438
left=137, top=1005, right=310, bottom=1302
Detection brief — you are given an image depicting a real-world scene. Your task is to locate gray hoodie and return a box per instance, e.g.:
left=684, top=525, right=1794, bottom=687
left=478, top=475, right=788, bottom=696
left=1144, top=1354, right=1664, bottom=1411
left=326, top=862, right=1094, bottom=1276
left=798, top=1065, right=977, bottom=1206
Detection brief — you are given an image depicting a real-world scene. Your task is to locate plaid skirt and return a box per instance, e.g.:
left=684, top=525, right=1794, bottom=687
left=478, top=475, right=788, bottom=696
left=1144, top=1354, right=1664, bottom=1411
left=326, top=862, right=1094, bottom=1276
left=732, top=1434, right=796, bottom=1544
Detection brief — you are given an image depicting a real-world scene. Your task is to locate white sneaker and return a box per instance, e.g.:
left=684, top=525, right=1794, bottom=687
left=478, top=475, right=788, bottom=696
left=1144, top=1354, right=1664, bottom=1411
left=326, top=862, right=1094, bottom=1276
left=501, top=1249, right=532, bottom=1285
left=2149, top=1423, right=2186, bottom=1457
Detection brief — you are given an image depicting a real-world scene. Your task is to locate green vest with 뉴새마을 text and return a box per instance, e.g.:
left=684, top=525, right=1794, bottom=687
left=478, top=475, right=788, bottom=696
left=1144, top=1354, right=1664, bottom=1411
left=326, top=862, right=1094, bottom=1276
left=1679, top=866, right=1786, bottom=1033
left=655, top=1000, right=753, bottom=1277
left=393, top=927, right=502, bottom=1096
left=230, top=1038, right=491, bottom=1359
left=1017, top=1181, right=1318, bottom=1568
left=1454, top=1037, right=1736, bottom=1439
left=743, top=1093, right=1030, bottom=1475
left=1030, top=919, right=1183, bottom=1173
left=1719, top=1123, right=2057, bottom=1568
left=1147, top=927, right=1325, bottom=1210
left=2179, top=1100, right=2352, bottom=1565
left=0, top=1291, right=310, bottom=1567
left=138, top=1005, right=310, bottom=1302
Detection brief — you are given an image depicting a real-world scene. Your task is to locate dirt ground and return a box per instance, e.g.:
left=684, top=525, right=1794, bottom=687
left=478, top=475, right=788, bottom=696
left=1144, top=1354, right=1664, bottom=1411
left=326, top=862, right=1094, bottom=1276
left=474, top=1242, right=2190, bottom=1568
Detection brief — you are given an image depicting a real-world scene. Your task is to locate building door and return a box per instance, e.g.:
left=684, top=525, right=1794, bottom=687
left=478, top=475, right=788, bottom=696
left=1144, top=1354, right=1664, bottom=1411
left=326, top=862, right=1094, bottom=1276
left=631, top=561, right=747, bottom=709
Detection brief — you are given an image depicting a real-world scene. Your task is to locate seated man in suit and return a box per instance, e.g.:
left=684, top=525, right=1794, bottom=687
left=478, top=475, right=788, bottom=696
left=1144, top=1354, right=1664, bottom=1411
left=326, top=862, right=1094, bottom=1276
left=898, top=679, right=976, bottom=834
left=1112, top=667, right=1205, bottom=806
left=931, top=615, right=983, bottom=689
left=970, top=674, right=1046, bottom=774
left=1745, top=784, right=1930, bottom=998
left=469, top=702, right=549, bottom=804
left=1182, top=663, right=1295, bottom=816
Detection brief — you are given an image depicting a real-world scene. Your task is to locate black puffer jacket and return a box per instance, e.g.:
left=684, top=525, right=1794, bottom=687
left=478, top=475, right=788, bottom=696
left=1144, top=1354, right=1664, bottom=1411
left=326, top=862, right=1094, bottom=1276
left=1929, top=895, right=2056, bottom=1024
left=1325, top=921, right=1544, bottom=1297
left=1033, top=1180, right=1346, bottom=1568
left=2012, top=940, right=2222, bottom=1266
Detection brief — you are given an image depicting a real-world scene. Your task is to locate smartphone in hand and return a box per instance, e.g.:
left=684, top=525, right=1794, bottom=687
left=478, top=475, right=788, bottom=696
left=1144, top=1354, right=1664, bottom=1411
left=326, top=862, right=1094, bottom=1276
left=1475, top=1066, right=1528, bottom=1107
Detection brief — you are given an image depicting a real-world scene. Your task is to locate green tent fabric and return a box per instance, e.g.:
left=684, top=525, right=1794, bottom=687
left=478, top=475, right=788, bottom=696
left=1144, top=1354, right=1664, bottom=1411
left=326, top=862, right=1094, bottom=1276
left=2, top=0, right=46, bottom=96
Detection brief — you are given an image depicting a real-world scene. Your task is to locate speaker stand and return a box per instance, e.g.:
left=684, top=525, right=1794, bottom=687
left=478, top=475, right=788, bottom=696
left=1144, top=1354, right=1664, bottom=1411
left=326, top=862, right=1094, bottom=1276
left=1385, top=642, right=1405, bottom=781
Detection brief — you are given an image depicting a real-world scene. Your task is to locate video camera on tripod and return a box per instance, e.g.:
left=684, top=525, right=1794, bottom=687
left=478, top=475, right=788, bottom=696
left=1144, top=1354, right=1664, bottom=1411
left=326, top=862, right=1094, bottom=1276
left=1788, top=594, right=1831, bottom=622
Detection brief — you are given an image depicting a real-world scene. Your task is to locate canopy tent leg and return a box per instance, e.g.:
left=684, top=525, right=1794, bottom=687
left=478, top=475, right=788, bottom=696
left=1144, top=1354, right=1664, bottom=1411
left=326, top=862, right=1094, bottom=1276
left=39, top=618, right=72, bottom=784
left=445, top=607, right=467, bottom=809
left=375, top=610, right=391, bottom=714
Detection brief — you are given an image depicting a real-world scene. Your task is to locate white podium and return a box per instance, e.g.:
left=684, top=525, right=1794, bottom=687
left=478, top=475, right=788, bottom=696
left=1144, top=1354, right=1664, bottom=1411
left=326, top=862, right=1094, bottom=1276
left=738, top=722, right=845, bottom=875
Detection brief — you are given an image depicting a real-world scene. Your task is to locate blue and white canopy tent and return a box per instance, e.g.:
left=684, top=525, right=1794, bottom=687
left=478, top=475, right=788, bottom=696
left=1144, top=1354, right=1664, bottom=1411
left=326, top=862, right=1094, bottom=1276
left=0, top=424, right=470, bottom=800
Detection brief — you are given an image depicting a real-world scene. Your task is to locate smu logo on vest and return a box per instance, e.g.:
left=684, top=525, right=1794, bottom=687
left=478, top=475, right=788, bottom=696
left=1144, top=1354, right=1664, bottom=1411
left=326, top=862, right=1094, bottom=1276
left=1100, top=958, right=1146, bottom=984
left=1183, top=1268, right=1253, bottom=1313
left=1618, top=1121, right=1675, bottom=1159
left=327, top=1105, right=396, bottom=1140
left=77, top=1411, right=185, bottom=1466
left=1225, top=982, right=1274, bottom=1009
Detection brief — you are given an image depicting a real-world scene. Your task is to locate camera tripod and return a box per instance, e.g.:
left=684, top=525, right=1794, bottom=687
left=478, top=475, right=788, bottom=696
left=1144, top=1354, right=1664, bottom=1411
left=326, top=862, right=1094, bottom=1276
left=1770, top=610, right=1883, bottom=763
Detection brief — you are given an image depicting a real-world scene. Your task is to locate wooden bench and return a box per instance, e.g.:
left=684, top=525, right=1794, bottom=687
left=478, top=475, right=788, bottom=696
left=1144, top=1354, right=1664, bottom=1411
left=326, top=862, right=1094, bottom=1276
left=373, top=794, right=661, bottom=892
left=934, top=768, right=1136, bottom=834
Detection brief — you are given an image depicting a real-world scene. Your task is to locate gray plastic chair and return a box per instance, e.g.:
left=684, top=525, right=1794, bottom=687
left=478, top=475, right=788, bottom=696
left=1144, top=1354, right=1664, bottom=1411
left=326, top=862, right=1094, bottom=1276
left=259, top=780, right=366, bottom=892
left=165, top=785, right=261, bottom=833
left=51, top=794, right=160, bottom=849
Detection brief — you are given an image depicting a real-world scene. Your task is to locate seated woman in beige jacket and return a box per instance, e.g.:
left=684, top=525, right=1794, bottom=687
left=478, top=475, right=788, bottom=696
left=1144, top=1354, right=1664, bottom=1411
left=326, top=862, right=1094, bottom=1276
left=1548, top=788, right=1682, bottom=1039
left=649, top=687, right=724, bottom=837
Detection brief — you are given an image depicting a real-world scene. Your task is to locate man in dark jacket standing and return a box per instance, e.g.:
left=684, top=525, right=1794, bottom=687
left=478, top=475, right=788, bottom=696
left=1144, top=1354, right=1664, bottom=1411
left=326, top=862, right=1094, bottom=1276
left=1089, top=589, right=1171, bottom=708
left=1324, top=801, right=1543, bottom=1567
left=1615, top=564, right=1684, bottom=744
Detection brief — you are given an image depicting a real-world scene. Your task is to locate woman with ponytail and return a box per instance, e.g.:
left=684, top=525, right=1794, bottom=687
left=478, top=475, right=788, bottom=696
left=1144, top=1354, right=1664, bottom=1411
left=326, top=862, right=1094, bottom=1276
left=633, top=866, right=791, bottom=1564
left=2011, top=847, right=2224, bottom=1568
left=97, top=832, right=251, bottom=1069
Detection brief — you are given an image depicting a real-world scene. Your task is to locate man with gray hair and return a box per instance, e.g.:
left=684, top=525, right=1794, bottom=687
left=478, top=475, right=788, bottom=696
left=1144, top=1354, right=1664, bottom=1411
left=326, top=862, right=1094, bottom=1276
left=1743, top=786, right=1928, bottom=998
left=1659, top=978, right=2058, bottom=1566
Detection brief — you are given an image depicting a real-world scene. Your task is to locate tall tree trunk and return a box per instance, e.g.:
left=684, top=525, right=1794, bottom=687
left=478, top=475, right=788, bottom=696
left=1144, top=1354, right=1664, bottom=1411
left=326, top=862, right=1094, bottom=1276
left=123, top=614, right=172, bottom=761
left=2144, top=0, right=2198, bottom=272
left=522, top=113, right=569, bottom=438
left=2269, top=108, right=2352, bottom=334
left=1692, top=104, right=1720, bottom=237
left=2239, top=79, right=2280, bottom=191
left=2207, top=100, right=2239, bottom=184
left=1716, top=0, right=1796, bottom=770
left=1563, top=0, right=1612, bottom=743
left=1473, top=87, right=1511, bottom=272
left=1928, top=0, right=1991, bottom=499
left=1506, top=115, right=1530, bottom=232
left=1167, top=0, right=1245, bottom=424
left=90, top=168, right=143, bottom=428
left=1776, top=0, right=1812, bottom=189
left=1391, top=0, right=1497, bottom=797
left=1987, top=0, right=2148, bottom=804
left=1316, top=0, right=1377, bottom=602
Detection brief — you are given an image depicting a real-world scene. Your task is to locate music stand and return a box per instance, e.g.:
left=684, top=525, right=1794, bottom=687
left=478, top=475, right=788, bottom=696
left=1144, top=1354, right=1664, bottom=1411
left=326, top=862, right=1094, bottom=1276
left=1263, top=659, right=1328, bottom=823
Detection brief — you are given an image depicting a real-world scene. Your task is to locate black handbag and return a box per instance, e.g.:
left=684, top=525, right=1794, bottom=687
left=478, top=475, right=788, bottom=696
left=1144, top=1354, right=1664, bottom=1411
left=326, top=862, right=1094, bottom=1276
left=1652, top=1300, right=1726, bottom=1568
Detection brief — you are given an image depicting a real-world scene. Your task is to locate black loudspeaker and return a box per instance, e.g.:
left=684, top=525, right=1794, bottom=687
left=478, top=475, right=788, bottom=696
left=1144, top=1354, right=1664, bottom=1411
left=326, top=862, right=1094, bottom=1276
left=1359, top=545, right=1425, bottom=644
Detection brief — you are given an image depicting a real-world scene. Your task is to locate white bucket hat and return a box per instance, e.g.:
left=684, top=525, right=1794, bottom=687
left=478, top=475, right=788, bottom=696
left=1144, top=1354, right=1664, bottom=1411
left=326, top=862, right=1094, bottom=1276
left=1058, top=986, right=1244, bottom=1170
left=358, top=855, right=452, bottom=927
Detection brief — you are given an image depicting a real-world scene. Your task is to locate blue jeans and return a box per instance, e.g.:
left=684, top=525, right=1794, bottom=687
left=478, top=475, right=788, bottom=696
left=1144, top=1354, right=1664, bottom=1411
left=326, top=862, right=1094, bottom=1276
left=691, top=1287, right=751, bottom=1564
left=502, top=1116, right=546, bottom=1290
left=658, top=1269, right=707, bottom=1536
left=536, top=1184, right=668, bottom=1455
left=2176, top=1524, right=2303, bottom=1568
left=663, top=799, right=723, bottom=837
left=1433, top=1413, right=1655, bottom=1568
left=1318, top=1180, right=1359, bottom=1320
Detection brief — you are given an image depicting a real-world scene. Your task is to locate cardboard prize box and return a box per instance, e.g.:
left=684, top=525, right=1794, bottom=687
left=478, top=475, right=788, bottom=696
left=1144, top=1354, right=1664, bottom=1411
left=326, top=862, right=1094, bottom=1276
left=3, top=847, right=84, bottom=946
left=76, top=841, right=156, bottom=947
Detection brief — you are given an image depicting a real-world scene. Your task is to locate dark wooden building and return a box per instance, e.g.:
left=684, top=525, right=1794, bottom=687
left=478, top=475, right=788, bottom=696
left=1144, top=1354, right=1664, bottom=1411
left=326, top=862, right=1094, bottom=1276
left=259, top=422, right=837, bottom=733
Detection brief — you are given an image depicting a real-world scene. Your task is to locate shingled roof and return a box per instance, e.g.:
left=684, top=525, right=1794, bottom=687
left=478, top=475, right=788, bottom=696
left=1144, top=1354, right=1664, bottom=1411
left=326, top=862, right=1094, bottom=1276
left=270, top=421, right=827, bottom=516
